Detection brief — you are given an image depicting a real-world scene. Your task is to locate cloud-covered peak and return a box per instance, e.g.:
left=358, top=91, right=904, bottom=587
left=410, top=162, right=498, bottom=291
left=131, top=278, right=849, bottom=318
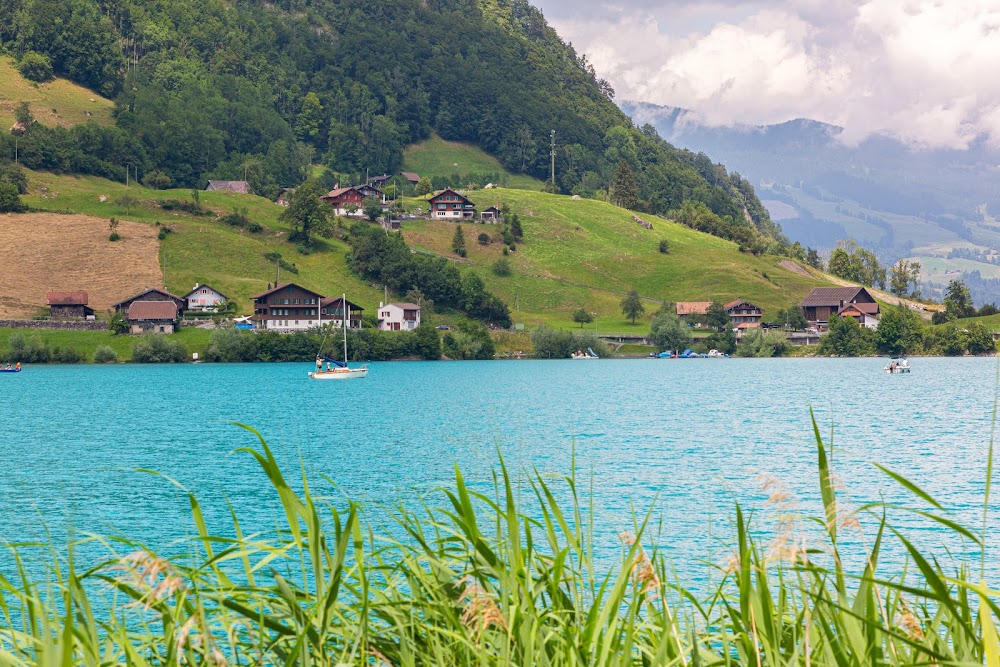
left=536, top=0, right=1000, bottom=149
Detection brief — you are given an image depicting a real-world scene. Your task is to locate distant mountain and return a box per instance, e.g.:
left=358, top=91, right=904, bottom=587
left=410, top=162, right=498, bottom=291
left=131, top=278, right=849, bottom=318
left=621, top=100, right=1000, bottom=303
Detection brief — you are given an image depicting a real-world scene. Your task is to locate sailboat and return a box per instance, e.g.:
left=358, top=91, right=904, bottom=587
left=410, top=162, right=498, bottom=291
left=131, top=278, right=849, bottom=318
left=309, top=294, right=369, bottom=380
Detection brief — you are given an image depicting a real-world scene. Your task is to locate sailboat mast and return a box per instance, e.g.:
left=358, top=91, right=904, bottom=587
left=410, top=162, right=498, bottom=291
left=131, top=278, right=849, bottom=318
left=343, top=293, right=349, bottom=363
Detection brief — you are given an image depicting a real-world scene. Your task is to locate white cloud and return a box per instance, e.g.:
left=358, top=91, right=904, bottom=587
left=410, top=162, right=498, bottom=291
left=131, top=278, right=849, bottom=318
left=540, top=0, right=1000, bottom=149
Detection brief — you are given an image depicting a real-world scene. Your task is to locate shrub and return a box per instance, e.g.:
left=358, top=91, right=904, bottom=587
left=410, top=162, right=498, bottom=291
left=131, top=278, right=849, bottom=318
left=52, top=345, right=84, bottom=363
left=92, top=345, right=118, bottom=364
left=220, top=208, right=264, bottom=233
left=131, top=335, right=188, bottom=363
left=0, top=161, right=28, bottom=194
left=108, top=311, right=129, bottom=335
left=477, top=233, right=490, bottom=245
left=2, top=332, right=50, bottom=362
left=205, top=329, right=260, bottom=362
left=659, top=239, right=669, bottom=254
left=530, top=326, right=608, bottom=359
left=0, top=182, right=27, bottom=213
left=142, top=171, right=173, bottom=190
left=262, top=251, right=299, bottom=274
left=491, top=257, right=512, bottom=276
left=17, top=51, right=53, bottom=82
left=157, top=199, right=212, bottom=216
left=735, top=328, right=789, bottom=357
left=109, top=232, right=121, bottom=242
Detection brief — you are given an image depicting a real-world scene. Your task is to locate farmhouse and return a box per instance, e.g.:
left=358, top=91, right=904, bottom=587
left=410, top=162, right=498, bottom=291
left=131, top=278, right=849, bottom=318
left=275, top=188, right=295, bottom=207
left=353, top=183, right=384, bottom=200
left=205, top=180, right=251, bottom=194
left=321, top=187, right=366, bottom=216
left=367, top=174, right=391, bottom=187
left=800, top=286, right=880, bottom=330
left=725, top=299, right=763, bottom=329
left=184, top=283, right=228, bottom=311
left=377, top=302, right=420, bottom=331
left=428, top=189, right=475, bottom=220
left=675, top=302, right=711, bottom=320
left=128, top=301, right=180, bottom=334
left=400, top=171, right=420, bottom=185
left=46, top=291, right=95, bottom=320
left=114, top=288, right=186, bottom=317
left=251, top=283, right=323, bottom=332
left=320, top=296, right=364, bottom=329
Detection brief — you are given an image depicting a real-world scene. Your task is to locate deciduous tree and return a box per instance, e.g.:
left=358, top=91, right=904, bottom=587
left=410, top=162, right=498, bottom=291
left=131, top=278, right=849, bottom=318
left=280, top=179, right=332, bottom=245
left=620, top=289, right=645, bottom=324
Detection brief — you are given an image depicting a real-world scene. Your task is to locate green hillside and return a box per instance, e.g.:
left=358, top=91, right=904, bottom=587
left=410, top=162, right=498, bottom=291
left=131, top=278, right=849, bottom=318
left=0, top=56, right=114, bottom=130
left=15, top=168, right=834, bottom=335
left=402, top=134, right=544, bottom=190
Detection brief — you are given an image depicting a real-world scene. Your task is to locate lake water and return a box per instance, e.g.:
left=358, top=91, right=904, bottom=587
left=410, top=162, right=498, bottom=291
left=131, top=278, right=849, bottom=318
left=2, top=357, right=998, bottom=583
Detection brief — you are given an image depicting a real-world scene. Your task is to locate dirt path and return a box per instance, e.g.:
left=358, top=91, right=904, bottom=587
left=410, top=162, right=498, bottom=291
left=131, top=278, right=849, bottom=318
left=0, top=213, right=161, bottom=317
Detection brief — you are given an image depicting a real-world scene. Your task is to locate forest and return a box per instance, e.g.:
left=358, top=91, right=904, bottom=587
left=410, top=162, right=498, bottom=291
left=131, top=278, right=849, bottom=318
left=0, top=0, right=793, bottom=250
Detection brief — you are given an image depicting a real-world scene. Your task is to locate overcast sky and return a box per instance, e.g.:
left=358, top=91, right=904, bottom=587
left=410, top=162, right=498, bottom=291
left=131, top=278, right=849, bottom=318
left=533, top=0, right=1000, bottom=149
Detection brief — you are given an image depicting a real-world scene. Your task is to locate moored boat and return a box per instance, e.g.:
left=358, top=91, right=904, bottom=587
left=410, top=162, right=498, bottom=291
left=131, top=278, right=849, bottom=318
left=571, top=347, right=599, bottom=360
left=884, top=357, right=911, bottom=374
left=309, top=293, right=368, bottom=380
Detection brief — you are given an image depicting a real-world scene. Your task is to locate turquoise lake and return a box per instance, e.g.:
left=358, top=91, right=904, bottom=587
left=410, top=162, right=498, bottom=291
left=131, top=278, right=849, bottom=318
left=2, top=357, right=998, bottom=582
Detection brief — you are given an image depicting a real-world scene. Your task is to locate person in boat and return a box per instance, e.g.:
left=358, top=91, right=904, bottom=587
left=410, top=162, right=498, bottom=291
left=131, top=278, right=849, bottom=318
left=315, top=356, right=323, bottom=373
left=3, top=363, right=9, bottom=370
left=326, top=362, right=332, bottom=372
left=14, top=362, right=19, bottom=371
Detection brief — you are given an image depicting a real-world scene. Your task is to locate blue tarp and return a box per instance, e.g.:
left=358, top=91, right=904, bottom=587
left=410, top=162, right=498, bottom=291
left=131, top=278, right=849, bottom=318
left=319, top=356, right=347, bottom=368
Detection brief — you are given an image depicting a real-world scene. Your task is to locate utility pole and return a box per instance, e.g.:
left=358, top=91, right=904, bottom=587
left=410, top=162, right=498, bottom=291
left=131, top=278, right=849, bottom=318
left=275, top=255, right=280, bottom=285
left=550, top=129, right=556, bottom=192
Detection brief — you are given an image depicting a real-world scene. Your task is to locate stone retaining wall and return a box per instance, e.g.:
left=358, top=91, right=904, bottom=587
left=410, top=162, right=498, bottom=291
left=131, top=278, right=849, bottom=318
left=0, top=320, right=109, bottom=331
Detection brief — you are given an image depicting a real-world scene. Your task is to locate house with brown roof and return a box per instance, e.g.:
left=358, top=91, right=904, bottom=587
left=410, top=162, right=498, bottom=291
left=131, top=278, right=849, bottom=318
left=205, top=180, right=252, bottom=194
left=367, top=174, right=391, bottom=187
left=114, top=288, right=186, bottom=318
left=353, top=183, right=384, bottom=200
left=428, top=189, right=475, bottom=220
left=321, top=296, right=364, bottom=329
left=725, top=299, right=763, bottom=330
left=377, top=302, right=420, bottom=331
left=675, top=302, right=711, bottom=320
left=322, top=187, right=366, bottom=216
left=47, top=291, right=94, bottom=320
left=400, top=171, right=420, bottom=185
left=128, top=301, right=180, bottom=334
left=481, top=205, right=501, bottom=222
left=252, top=283, right=324, bottom=331
left=800, top=286, right=880, bottom=329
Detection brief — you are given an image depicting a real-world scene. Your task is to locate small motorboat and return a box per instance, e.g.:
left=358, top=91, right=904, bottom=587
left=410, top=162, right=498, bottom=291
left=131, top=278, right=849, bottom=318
left=0, top=363, right=21, bottom=373
left=571, top=347, right=599, bottom=360
left=884, top=357, right=911, bottom=374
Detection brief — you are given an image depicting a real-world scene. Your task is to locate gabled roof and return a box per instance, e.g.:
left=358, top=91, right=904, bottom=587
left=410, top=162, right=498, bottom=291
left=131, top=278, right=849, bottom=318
left=800, top=286, right=872, bottom=307
left=322, top=187, right=362, bottom=200
left=114, top=288, right=185, bottom=308
left=128, top=301, right=179, bottom=321
left=320, top=296, right=364, bottom=311
left=251, top=283, right=324, bottom=300
left=183, top=284, right=228, bottom=300
left=47, top=290, right=88, bottom=306
left=838, top=302, right=879, bottom=315
left=367, top=173, right=391, bottom=183
left=675, top=301, right=711, bottom=316
left=427, top=188, right=472, bottom=203
left=400, top=171, right=420, bottom=182
left=725, top=299, right=758, bottom=311
left=205, top=180, right=251, bottom=194
left=383, top=302, right=420, bottom=310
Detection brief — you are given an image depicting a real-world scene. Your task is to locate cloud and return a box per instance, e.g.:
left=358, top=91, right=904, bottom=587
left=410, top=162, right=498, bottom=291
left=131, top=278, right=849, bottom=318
left=537, top=0, right=1000, bottom=149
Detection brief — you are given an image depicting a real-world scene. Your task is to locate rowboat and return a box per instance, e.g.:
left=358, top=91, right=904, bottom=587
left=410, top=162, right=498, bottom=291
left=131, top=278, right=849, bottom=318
left=0, top=368, right=21, bottom=373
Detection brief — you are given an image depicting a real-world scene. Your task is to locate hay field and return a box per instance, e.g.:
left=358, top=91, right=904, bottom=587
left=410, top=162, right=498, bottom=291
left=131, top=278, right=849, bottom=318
left=0, top=57, right=115, bottom=129
left=0, top=213, right=161, bottom=317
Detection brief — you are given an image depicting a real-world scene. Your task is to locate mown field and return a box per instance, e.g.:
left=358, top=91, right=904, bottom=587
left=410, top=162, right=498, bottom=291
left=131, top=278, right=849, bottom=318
left=401, top=134, right=544, bottom=190
left=401, top=188, right=833, bottom=332
left=0, top=56, right=115, bottom=129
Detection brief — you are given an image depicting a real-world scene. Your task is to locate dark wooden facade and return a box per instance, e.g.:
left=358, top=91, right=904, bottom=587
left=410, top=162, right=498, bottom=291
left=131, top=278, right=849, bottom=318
left=251, top=283, right=323, bottom=331
left=428, top=189, right=475, bottom=220
left=113, top=288, right=186, bottom=317
left=47, top=291, right=95, bottom=319
left=800, top=286, right=879, bottom=326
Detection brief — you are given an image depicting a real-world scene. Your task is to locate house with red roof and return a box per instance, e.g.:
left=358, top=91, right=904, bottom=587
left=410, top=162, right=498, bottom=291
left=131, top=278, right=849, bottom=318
left=47, top=291, right=94, bottom=320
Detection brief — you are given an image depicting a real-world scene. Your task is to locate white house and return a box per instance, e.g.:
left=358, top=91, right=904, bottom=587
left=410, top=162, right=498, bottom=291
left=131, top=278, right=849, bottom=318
left=377, top=302, right=421, bottom=331
left=184, top=283, right=229, bottom=311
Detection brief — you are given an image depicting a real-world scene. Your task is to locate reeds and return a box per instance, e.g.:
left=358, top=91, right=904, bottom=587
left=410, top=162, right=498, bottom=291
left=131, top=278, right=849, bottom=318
left=0, top=415, right=998, bottom=666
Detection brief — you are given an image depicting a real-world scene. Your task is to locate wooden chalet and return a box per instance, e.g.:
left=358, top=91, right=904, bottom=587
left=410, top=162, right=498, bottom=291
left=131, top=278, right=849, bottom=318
left=205, top=180, right=251, bottom=194
left=367, top=174, right=391, bottom=187
left=47, top=291, right=94, bottom=320
left=481, top=205, right=501, bottom=222
left=800, top=286, right=880, bottom=329
left=114, top=288, right=186, bottom=318
left=251, top=283, right=323, bottom=332
left=353, top=183, right=384, bottom=200
left=322, top=187, right=366, bottom=216
left=428, top=188, right=475, bottom=220
left=725, top=299, right=763, bottom=329
left=128, top=301, right=180, bottom=334
left=400, top=171, right=420, bottom=185
left=320, top=296, right=364, bottom=329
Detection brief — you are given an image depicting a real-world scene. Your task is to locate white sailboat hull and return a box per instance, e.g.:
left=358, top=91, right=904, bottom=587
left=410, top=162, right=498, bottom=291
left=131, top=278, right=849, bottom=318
left=309, top=367, right=368, bottom=380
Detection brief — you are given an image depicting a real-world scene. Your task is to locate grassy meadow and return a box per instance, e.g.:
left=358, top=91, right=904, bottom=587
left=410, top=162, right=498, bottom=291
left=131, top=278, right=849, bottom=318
left=3, top=420, right=999, bottom=665
left=0, top=326, right=212, bottom=362
left=402, top=133, right=545, bottom=190
left=0, top=56, right=114, bottom=129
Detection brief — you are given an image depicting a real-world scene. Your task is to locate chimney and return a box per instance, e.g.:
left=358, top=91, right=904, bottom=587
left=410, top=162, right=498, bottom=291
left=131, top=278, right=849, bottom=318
left=379, top=301, right=384, bottom=308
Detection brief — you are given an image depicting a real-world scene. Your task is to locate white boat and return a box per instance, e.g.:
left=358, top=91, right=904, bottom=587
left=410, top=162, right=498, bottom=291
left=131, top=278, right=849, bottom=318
left=571, top=347, right=599, bottom=360
left=309, top=293, right=369, bottom=381
left=884, top=357, right=911, bottom=374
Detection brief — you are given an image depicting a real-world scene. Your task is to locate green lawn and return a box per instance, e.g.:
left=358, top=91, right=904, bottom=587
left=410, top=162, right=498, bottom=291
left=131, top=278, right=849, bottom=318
left=0, top=56, right=115, bottom=130
left=402, top=134, right=544, bottom=190
left=0, top=327, right=212, bottom=363
left=401, top=188, right=833, bottom=333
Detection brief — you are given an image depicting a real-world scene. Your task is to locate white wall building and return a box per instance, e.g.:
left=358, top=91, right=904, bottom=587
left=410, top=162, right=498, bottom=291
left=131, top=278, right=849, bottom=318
left=184, top=283, right=228, bottom=311
left=377, top=302, right=421, bottom=331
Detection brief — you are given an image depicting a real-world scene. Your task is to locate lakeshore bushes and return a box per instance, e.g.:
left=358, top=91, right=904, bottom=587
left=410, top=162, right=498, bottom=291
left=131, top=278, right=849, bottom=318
left=204, top=326, right=442, bottom=363
left=131, top=335, right=188, bottom=363
left=530, top=326, right=609, bottom=359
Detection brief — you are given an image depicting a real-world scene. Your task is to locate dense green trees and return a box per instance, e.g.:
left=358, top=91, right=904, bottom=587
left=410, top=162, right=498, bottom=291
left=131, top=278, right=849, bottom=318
left=530, top=327, right=607, bottom=359
left=649, top=312, right=692, bottom=352
left=735, top=328, right=787, bottom=358
left=827, top=241, right=886, bottom=289
left=889, top=259, right=922, bottom=298
left=873, top=306, right=922, bottom=356
left=819, top=316, right=873, bottom=356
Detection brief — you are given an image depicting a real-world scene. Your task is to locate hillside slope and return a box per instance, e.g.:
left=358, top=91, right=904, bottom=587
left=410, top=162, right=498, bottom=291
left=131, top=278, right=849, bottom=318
left=9, top=169, right=837, bottom=332
left=0, top=56, right=114, bottom=130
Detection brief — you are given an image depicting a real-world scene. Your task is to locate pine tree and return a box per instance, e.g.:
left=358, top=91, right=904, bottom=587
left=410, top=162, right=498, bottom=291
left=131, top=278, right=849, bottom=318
left=452, top=224, right=466, bottom=257
left=611, top=160, right=639, bottom=210
left=509, top=213, right=523, bottom=240
left=620, top=289, right=645, bottom=324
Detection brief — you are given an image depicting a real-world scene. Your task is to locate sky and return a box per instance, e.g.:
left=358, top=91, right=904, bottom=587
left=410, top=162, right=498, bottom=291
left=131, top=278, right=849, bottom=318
left=532, top=0, right=1000, bottom=149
